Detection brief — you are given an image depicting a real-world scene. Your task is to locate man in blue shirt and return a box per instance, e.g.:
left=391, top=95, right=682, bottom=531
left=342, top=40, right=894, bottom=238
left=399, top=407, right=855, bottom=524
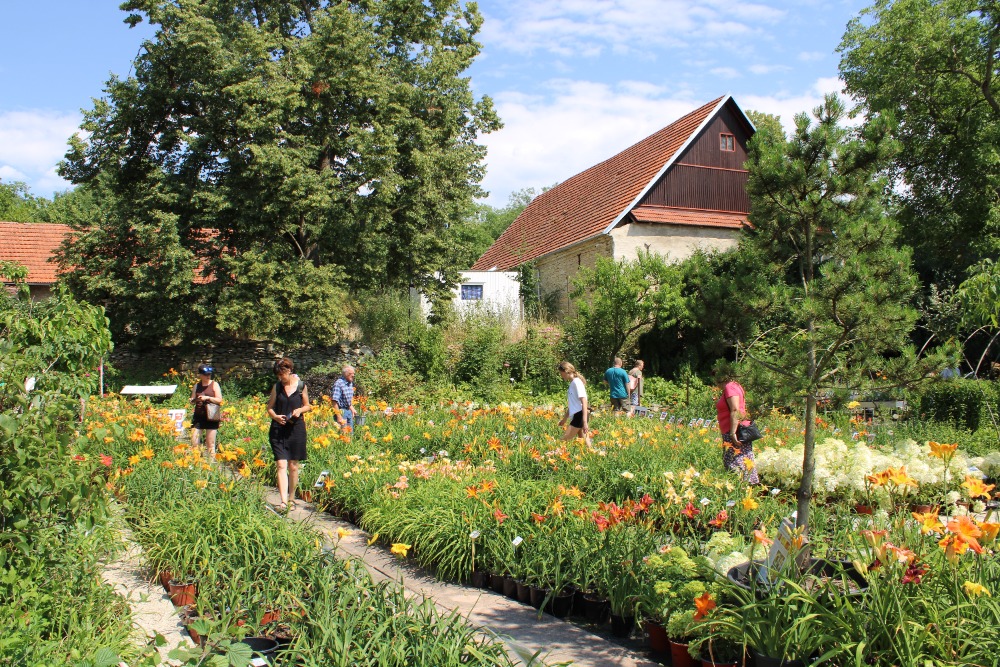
left=330, top=365, right=357, bottom=431
left=604, top=357, right=632, bottom=413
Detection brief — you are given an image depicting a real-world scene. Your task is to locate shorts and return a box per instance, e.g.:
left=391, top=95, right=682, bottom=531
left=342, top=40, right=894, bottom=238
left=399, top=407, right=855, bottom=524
left=630, top=393, right=640, bottom=407
left=191, top=413, right=220, bottom=431
left=569, top=411, right=584, bottom=428
left=611, top=398, right=628, bottom=412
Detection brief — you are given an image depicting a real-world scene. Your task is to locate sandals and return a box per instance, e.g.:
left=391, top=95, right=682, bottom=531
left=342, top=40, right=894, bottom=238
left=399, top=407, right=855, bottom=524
left=273, top=502, right=289, bottom=513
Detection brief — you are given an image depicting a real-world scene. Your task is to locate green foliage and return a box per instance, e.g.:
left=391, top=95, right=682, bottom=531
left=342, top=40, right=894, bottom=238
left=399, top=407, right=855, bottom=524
left=0, top=282, right=135, bottom=665
left=839, top=0, right=1000, bottom=285
left=442, top=187, right=539, bottom=270
left=454, top=314, right=508, bottom=400
left=642, top=375, right=716, bottom=414
left=0, top=180, right=49, bottom=222
left=566, top=251, right=686, bottom=374
left=504, top=322, right=564, bottom=395
left=60, top=0, right=500, bottom=348
left=354, top=290, right=416, bottom=353
left=918, top=379, right=1000, bottom=432
left=213, top=251, right=349, bottom=346
left=741, top=94, right=955, bottom=527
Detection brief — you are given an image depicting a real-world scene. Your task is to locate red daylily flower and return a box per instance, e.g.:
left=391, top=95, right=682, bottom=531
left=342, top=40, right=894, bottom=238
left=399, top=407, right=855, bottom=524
left=708, top=510, right=728, bottom=528
left=681, top=502, right=700, bottom=519
left=100, top=453, right=113, bottom=467
left=493, top=508, right=509, bottom=525
left=901, top=562, right=928, bottom=585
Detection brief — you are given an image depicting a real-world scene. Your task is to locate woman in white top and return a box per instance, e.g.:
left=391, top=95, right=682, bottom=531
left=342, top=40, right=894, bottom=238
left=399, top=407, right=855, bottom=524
left=557, top=361, right=591, bottom=446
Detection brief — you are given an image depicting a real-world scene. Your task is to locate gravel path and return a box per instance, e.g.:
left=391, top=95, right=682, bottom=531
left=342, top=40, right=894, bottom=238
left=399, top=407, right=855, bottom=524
left=100, top=528, right=188, bottom=665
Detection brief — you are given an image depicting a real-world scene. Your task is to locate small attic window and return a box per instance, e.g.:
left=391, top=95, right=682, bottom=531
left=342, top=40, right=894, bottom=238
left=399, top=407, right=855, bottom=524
left=720, top=133, right=735, bottom=152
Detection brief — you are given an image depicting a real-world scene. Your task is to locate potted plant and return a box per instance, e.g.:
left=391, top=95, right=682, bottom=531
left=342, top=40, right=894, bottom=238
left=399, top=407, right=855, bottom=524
left=666, top=609, right=699, bottom=667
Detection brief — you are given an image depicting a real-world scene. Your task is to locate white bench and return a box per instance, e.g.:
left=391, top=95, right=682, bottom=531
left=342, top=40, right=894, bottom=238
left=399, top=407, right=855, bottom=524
left=120, top=384, right=177, bottom=397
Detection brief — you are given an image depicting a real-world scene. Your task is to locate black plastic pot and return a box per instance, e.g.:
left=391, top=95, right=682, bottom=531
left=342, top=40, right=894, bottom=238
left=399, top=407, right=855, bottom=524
left=610, top=613, right=635, bottom=638
left=470, top=571, right=487, bottom=589
left=238, top=637, right=279, bottom=658
left=577, top=593, right=609, bottom=624
left=503, top=575, right=518, bottom=599
left=548, top=590, right=573, bottom=618
left=529, top=585, right=546, bottom=609
left=516, top=581, right=532, bottom=604
left=490, top=573, right=506, bottom=594
left=751, top=649, right=804, bottom=667
left=727, top=559, right=868, bottom=598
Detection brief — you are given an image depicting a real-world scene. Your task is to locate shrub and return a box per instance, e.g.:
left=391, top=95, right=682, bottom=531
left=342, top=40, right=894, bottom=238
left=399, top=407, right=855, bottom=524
left=504, top=322, right=564, bottom=395
left=918, top=379, right=996, bottom=432
left=353, top=289, right=415, bottom=352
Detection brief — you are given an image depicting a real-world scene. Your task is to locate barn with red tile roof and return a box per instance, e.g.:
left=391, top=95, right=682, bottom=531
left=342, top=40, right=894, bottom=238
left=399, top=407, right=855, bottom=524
left=472, top=95, right=754, bottom=313
left=0, top=221, right=73, bottom=299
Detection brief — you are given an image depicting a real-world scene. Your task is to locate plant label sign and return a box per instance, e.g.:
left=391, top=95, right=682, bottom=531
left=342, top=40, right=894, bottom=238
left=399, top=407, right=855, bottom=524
left=758, top=516, right=810, bottom=587
left=167, top=409, right=186, bottom=438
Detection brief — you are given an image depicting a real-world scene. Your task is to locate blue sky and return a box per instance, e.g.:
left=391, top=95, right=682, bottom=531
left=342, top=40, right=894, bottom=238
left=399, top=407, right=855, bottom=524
left=0, top=0, right=867, bottom=206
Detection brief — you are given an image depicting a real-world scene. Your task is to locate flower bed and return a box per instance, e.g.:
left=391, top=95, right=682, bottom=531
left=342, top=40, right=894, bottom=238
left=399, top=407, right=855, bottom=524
left=88, top=394, right=1000, bottom=666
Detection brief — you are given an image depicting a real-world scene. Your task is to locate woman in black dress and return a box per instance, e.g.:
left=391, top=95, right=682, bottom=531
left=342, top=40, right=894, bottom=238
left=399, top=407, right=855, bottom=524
left=190, top=364, right=222, bottom=460
left=266, top=357, right=311, bottom=511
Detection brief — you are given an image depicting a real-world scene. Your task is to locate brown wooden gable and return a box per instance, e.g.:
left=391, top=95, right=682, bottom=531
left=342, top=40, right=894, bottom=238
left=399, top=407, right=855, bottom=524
left=635, top=99, right=753, bottom=215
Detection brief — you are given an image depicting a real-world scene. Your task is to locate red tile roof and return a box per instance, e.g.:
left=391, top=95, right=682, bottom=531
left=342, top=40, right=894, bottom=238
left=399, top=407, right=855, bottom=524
left=472, top=96, right=726, bottom=270
left=0, top=222, right=72, bottom=284
left=630, top=205, right=746, bottom=229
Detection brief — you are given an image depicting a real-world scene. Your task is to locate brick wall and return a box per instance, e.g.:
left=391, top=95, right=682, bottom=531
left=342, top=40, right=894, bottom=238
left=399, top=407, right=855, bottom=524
left=535, top=235, right=614, bottom=315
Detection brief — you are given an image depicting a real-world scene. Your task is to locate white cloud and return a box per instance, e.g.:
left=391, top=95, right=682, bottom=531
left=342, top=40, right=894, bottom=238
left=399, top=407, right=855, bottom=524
left=0, top=165, right=27, bottom=182
left=480, top=0, right=784, bottom=58
left=0, top=109, right=80, bottom=196
left=798, top=51, right=826, bottom=62
left=711, top=67, right=741, bottom=79
left=478, top=76, right=846, bottom=206
left=748, top=63, right=792, bottom=75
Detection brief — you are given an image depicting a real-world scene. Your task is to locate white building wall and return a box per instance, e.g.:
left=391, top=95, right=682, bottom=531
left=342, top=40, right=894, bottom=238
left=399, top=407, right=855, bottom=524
left=414, top=271, right=522, bottom=321
left=609, top=223, right=739, bottom=262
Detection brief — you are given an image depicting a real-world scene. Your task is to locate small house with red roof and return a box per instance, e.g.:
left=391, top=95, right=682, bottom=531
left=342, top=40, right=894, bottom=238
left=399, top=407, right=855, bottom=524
left=471, top=95, right=754, bottom=313
left=0, top=221, right=72, bottom=299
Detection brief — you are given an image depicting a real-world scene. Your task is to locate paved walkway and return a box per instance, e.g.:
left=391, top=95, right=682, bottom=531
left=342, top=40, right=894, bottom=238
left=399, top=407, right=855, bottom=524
left=267, top=490, right=661, bottom=667
left=101, top=527, right=187, bottom=665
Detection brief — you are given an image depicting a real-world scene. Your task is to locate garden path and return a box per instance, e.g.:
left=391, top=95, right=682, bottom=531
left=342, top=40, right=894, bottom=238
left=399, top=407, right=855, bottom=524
left=101, top=526, right=186, bottom=665
left=267, top=490, right=661, bottom=667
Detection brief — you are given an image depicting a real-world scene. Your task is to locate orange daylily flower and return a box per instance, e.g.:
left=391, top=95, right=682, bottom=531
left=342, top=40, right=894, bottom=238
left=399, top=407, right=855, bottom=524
left=531, top=512, right=547, bottom=524
left=961, top=476, right=995, bottom=500
left=980, top=522, right=1000, bottom=546
left=753, top=529, right=773, bottom=546
left=947, top=515, right=984, bottom=553
left=550, top=499, right=565, bottom=515
left=886, top=466, right=918, bottom=489
left=912, top=511, right=944, bottom=535
left=693, top=592, right=716, bottom=620
left=493, top=508, right=509, bottom=524
left=939, top=534, right=972, bottom=563
left=928, top=441, right=958, bottom=459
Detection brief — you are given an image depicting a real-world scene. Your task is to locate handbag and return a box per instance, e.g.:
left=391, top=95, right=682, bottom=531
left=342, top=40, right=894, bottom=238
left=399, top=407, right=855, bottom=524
left=205, top=401, right=222, bottom=421
left=736, top=420, right=763, bottom=442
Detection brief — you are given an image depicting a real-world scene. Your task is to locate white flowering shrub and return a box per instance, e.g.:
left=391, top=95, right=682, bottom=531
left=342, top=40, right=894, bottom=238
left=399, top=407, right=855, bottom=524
left=754, top=438, right=986, bottom=497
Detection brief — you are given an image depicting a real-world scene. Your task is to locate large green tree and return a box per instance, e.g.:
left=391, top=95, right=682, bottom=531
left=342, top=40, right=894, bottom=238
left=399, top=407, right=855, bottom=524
left=741, top=95, right=950, bottom=529
left=839, top=0, right=1000, bottom=286
left=566, top=251, right=686, bottom=373
left=59, top=0, right=499, bottom=347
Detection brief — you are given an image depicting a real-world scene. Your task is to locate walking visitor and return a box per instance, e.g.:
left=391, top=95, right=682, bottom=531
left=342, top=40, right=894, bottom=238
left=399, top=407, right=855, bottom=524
left=628, top=359, right=644, bottom=415
left=189, top=364, right=222, bottom=461
left=330, top=364, right=357, bottom=431
left=604, top=357, right=632, bottom=413
left=714, top=367, right=760, bottom=484
left=266, top=357, right=311, bottom=512
left=557, top=361, right=591, bottom=446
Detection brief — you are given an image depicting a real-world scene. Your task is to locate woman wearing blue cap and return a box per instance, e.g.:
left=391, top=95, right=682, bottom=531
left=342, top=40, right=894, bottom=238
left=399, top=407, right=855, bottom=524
left=190, top=364, right=223, bottom=460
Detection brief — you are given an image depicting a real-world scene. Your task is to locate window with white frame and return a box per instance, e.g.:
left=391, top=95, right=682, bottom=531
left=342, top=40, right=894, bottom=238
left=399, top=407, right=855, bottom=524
left=460, top=284, right=484, bottom=301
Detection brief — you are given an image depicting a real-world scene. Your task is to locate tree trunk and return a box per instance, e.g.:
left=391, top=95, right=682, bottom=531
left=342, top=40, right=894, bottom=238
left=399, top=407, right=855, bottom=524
left=797, top=394, right=817, bottom=529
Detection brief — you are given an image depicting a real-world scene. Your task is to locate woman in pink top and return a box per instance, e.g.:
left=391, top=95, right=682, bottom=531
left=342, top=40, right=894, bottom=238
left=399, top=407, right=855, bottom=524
left=714, top=369, right=759, bottom=484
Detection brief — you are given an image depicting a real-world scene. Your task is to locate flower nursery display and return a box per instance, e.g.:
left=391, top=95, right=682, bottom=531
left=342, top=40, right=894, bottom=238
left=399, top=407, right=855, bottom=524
left=72, top=390, right=1000, bottom=667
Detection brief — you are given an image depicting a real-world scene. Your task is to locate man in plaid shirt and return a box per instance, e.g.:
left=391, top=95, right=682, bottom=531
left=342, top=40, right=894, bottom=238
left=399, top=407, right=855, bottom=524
left=330, top=365, right=357, bottom=431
